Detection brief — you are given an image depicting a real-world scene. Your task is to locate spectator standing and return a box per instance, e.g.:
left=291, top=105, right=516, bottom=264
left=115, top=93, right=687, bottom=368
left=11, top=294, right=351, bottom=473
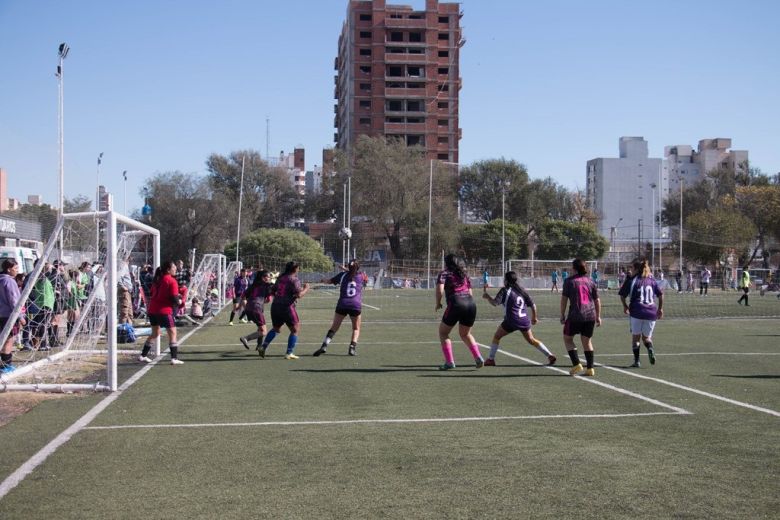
left=675, top=271, right=683, bottom=293
left=700, top=267, right=712, bottom=296
left=117, top=260, right=134, bottom=324
left=174, top=259, right=191, bottom=315
left=0, top=259, right=25, bottom=373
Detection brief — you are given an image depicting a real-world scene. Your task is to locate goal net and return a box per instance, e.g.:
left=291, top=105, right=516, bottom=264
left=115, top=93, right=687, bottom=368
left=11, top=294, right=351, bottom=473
left=187, top=253, right=226, bottom=313
left=0, top=211, right=159, bottom=392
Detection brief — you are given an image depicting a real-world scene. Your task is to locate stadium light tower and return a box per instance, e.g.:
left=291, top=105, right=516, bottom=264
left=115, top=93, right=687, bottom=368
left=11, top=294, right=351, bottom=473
left=650, top=182, right=657, bottom=270
left=427, top=159, right=459, bottom=289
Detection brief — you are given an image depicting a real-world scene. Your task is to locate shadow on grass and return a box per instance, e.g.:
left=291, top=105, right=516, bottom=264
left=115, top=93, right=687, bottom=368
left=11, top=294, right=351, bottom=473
left=744, top=334, right=780, bottom=337
left=290, top=367, right=430, bottom=373
left=419, top=373, right=561, bottom=378
left=712, top=374, right=780, bottom=379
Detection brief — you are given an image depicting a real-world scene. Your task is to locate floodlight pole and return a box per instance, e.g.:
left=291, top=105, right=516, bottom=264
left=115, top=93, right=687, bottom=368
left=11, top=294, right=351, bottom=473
left=95, top=152, right=103, bottom=255
left=123, top=170, right=127, bottom=215
left=56, top=43, right=69, bottom=259
left=650, top=183, right=657, bottom=270
left=679, top=179, right=684, bottom=272
left=236, top=155, right=245, bottom=263
left=427, top=159, right=459, bottom=289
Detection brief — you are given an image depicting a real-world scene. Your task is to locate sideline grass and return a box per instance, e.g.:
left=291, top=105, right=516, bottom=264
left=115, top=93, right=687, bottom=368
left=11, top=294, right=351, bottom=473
left=0, top=294, right=778, bottom=518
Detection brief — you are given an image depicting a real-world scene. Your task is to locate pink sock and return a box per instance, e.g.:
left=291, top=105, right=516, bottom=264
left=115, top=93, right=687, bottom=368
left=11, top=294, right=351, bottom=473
left=468, top=343, right=482, bottom=360
left=441, top=340, right=454, bottom=364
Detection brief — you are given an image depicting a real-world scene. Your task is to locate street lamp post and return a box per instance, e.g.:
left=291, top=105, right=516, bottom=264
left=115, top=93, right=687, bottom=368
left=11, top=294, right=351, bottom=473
left=235, top=156, right=245, bottom=263
left=611, top=217, right=623, bottom=276
left=56, top=43, right=69, bottom=257
left=501, top=180, right=510, bottom=272
left=650, top=182, right=657, bottom=270
left=426, top=159, right=459, bottom=289
left=96, top=152, right=103, bottom=254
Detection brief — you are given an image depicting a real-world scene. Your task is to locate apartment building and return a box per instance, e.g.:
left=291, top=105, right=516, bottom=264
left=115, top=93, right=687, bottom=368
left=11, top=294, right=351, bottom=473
left=334, top=0, right=463, bottom=162
left=665, top=138, right=748, bottom=193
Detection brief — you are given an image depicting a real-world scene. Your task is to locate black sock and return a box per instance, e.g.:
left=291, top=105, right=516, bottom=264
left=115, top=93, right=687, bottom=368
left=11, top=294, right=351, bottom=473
left=644, top=341, right=654, bottom=351
left=257, top=335, right=264, bottom=347
left=239, top=311, right=247, bottom=320
left=229, top=311, right=235, bottom=322
left=170, top=344, right=179, bottom=359
left=141, top=342, right=152, bottom=357
left=632, top=346, right=640, bottom=362
left=567, top=350, right=580, bottom=366
left=584, top=350, right=594, bottom=369
left=0, top=352, right=12, bottom=365
left=350, top=341, right=357, bottom=348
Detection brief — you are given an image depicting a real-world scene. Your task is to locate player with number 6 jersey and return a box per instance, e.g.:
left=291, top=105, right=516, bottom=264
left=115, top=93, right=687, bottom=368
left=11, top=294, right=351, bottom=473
left=482, top=271, right=556, bottom=366
left=618, top=257, right=663, bottom=367
left=313, top=259, right=366, bottom=357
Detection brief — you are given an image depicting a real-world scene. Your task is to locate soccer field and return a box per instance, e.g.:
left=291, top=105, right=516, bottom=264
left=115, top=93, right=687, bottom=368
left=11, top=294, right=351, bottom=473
left=0, top=290, right=778, bottom=519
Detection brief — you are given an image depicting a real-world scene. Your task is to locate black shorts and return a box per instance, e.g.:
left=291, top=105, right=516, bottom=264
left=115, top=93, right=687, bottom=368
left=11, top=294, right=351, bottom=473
left=442, top=296, right=476, bottom=327
left=149, top=312, right=176, bottom=330
left=245, top=310, right=265, bottom=327
left=271, top=304, right=299, bottom=329
left=335, top=306, right=361, bottom=317
left=563, top=320, right=595, bottom=338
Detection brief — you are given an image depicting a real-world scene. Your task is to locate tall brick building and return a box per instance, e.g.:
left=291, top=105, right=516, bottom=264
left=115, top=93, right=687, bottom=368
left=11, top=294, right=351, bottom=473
left=334, top=0, right=463, bottom=162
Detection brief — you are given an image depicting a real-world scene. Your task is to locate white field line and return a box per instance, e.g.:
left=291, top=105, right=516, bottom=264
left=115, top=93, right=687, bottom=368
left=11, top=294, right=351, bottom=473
left=0, top=314, right=213, bottom=501
left=83, top=412, right=681, bottom=431
left=485, top=345, right=691, bottom=415
left=595, top=352, right=780, bottom=357
left=594, top=363, right=780, bottom=417
left=362, top=303, right=381, bottom=310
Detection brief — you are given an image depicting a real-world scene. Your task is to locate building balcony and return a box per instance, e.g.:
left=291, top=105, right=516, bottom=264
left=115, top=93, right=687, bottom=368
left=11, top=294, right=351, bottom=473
left=384, top=53, right=430, bottom=64
left=384, top=17, right=428, bottom=29
left=384, top=87, right=427, bottom=98
left=384, top=122, right=426, bottom=133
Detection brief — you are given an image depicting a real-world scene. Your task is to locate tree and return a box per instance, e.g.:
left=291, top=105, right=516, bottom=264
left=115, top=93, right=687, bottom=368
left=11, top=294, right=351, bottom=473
left=206, top=150, right=301, bottom=229
left=459, top=220, right=527, bottom=264
left=341, top=136, right=435, bottom=259
left=535, top=221, right=609, bottom=260
left=64, top=195, right=93, bottom=213
left=684, top=207, right=756, bottom=266
left=734, top=185, right=780, bottom=267
left=459, top=158, right=529, bottom=223
left=224, top=228, right=333, bottom=272
left=142, top=171, right=233, bottom=261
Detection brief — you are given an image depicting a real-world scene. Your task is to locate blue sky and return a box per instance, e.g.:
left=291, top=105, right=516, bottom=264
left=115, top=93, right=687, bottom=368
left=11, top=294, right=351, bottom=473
left=1, top=0, right=778, bottom=214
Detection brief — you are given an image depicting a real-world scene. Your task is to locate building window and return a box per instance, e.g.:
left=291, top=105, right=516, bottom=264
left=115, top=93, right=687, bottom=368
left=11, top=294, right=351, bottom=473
left=359, top=31, right=371, bottom=38
left=438, top=16, right=450, bottom=23
left=387, top=100, right=403, bottom=111
left=386, top=116, right=404, bottom=123
left=390, top=32, right=403, bottom=42
left=407, top=65, right=422, bottom=77
left=359, top=65, right=371, bottom=74
left=359, top=48, right=372, bottom=56
left=438, top=136, right=448, bottom=144
left=387, top=65, right=403, bottom=76
left=359, top=83, right=371, bottom=91
left=359, top=117, right=370, bottom=125
left=437, top=84, right=449, bottom=92
left=406, top=116, right=423, bottom=123
left=437, top=67, right=449, bottom=75
left=438, top=32, right=449, bottom=41
left=438, top=50, right=449, bottom=58
left=437, top=101, right=449, bottom=109
left=359, top=100, right=371, bottom=109
left=359, top=14, right=372, bottom=21
left=438, top=153, right=449, bottom=160
left=409, top=32, right=423, bottom=43
left=407, top=135, right=423, bottom=146
left=407, top=100, right=422, bottom=111
left=438, top=119, right=448, bottom=126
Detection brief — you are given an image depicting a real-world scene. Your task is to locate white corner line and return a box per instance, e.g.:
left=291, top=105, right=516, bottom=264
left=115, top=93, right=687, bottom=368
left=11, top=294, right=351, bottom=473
left=0, top=315, right=212, bottom=501
left=596, top=363, right=780, bottom=418
left=483, top=345, right=692, bottom=416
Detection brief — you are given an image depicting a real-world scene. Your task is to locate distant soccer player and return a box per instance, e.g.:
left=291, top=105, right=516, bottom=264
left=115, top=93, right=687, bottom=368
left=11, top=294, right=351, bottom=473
left=550, top=269, right=559, bottom=292
left=560, top=258, right=601, bottom=376
left=435, top=254, right=484, bottom=370
left=619, top=258, right=664, bottom=368
left=258, top=261, right=310, bottom=359
left=313, top=259, right=365, bottom=357
left=238, top=270, right=274, bottom=353
left=737, top=266, right=751, bottom=306
left=482, top=271, right=556, bottom=366
left=228, top=268, right=249, bottom=325
left=138, top=260, right=184, bottom=365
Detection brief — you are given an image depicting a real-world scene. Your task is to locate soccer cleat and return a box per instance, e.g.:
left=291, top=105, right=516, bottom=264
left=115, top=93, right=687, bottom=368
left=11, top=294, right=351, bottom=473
left=19, top=344, right=32, bottom=352
left=0, top=364, right=16, bottom=374
left=348, top=345, right=357, bottom=356
left=630, top=361, right=641, bottom=368
left=583, top=367, right=595, bottom=377
left=257, top=345, right=266, bottom=358
left=569, top=363, right=584, bottom=376
left=647, top=348, right=656, bottom=365
left=240, top=337, right=250, bottom=350
left=170, top=358, right=184, bottom=365
left=240, top=317, right=249, bottom=324
left=547, top=355, right=557, bottom=366
left=475, top=358, right=484, bottom=369
left=439, top=362, right=456, bottom=371
left=484, top=358, right=496, bottom=366
left=228, top=321, right=234, bottom=326
left=284, top=353, right=299, bottom=360
left=38, top=345, right=51, bottom=352
left=138, top=356, right=152, bottom=363
left=312, top=347, right=327, bottom=357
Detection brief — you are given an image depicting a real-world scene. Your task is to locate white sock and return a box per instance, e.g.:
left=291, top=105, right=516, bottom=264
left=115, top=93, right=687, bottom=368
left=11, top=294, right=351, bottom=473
left=534, top=342, right=552, bottom=357
left=488, top=343, right=500, bottom=359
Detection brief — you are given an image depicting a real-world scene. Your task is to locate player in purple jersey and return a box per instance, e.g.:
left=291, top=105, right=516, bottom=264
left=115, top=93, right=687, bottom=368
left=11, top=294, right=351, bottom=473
left=238, top=270, right=274, bottom=353
left=313, top=260, right=365, bottom=357
left=619, top=258, right=664, bottom=368
left=435, top=254, right=484, bottom=370
left=482, top=271, right=556, bottom=366
left=258, top=261, right=310, bottom=360
left=560, top=258, right=601, bottom=376
left=228, top=269, right=249, bottom=325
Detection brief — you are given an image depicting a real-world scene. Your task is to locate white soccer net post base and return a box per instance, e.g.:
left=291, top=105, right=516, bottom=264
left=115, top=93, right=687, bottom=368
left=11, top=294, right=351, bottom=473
left=0, top=211, right=159, bottom=393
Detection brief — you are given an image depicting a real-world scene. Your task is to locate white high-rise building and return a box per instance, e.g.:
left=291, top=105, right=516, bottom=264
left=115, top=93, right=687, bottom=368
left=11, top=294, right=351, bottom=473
left=587, top=137, right=666, bottom=249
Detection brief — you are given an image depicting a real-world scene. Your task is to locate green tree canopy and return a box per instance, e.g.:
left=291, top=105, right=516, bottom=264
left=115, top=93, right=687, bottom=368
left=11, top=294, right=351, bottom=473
left=459, top=220, right=527, bottom=264
left=224, top=228, right=333, bottom=272
left=684, top=207, right=756, bottom=266
left=535, top=221, right=609, bottom=260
